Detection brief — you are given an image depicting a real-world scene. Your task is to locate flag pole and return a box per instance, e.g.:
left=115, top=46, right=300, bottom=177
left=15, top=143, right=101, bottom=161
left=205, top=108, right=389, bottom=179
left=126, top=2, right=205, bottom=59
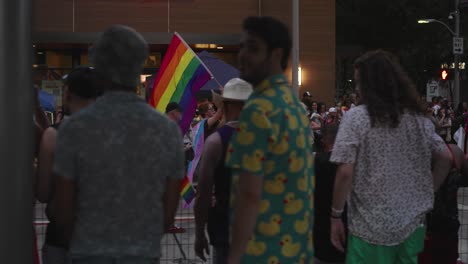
left=213, top=78, right=224, bottom=90
left=174, top=32, right=228, bottom=89
left=174, top=32, right=215, bottom=79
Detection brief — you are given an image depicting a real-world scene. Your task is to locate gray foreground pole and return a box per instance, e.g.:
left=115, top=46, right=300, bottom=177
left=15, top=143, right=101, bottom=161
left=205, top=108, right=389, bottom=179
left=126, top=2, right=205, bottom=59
left=0, top=0, right=33, bottom=263
left=291, top=0, right=300, bottom=97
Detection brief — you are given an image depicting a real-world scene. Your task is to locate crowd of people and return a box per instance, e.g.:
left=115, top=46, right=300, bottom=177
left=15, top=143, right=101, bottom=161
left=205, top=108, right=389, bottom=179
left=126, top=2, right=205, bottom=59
left=300, top=92, right=358, bottom=152
left=425, top=96, right=468, bottom=146
left=31, top=16, right=468, bottom=264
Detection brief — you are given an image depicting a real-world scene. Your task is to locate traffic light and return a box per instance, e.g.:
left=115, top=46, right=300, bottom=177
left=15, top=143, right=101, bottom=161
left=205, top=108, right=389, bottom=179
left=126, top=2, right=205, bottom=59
left=441, top=69, right=449, bottom=80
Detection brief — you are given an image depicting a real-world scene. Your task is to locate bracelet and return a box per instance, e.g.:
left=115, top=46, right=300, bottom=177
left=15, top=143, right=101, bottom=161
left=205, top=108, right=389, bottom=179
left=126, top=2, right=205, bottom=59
left=330, top=214, right=342, bottom=219
left=331, top=207, right=344, bottom=214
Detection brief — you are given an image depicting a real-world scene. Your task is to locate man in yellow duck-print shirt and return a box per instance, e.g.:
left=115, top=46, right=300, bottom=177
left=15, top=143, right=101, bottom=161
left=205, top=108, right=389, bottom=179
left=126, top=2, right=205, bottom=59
left=225, top=16, right=314, bottom=264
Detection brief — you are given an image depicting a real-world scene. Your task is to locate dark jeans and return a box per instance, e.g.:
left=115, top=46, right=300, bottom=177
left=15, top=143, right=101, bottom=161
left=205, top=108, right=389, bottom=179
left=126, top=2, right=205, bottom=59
left=213, top=245, right=229, bottom=264
left=69, top=256, right=159, bottom=264
left=418, top=232, right=459, bottom=264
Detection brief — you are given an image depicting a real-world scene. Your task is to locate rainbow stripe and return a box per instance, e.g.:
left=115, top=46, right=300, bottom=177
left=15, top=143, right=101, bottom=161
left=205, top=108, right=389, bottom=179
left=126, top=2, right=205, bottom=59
left=149, top=33, right=213, bottom=135
left=180, top=176, right=196, bottom=205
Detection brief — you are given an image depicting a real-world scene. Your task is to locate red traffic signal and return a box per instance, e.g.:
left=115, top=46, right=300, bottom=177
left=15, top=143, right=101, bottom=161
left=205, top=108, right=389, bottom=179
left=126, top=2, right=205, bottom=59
left=441, top=70, right=449, bottom=80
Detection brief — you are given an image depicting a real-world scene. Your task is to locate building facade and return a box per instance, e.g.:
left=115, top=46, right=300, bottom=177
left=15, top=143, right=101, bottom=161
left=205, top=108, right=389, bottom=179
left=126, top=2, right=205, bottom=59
left=33, top=0, right=335, bottom=104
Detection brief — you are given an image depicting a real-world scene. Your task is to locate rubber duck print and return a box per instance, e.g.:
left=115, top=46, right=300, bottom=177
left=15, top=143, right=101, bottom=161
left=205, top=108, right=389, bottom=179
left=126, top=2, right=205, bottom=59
left=272, top=123, right=280, bottom=135
left=288, top=151, right=304, bottom=173
left=307, top=230, right=313, bottom=251
left=283, top=192, right=304, bottom=215
left=272, top=131, right=289, bottom=155
left=299, top=111, right=309, bottom=127
left=246, top=235, right=267, bottom=256
left=258, top=214, right=282, bottom=236
left=296, top=128, right=306, bottom=149
left=259, top=199, right=270, bottom=214
left=242, top=149, right=265, bottom=172
left=281, top=89, right=294, bottom=105
left=252, top=111, right=270, bottom=129
left=307, top=152, right=314, bottom=168
left=264, top=88, right=277, bottom=97
left=280, top=234, right=301, bottom=257
left=284, top=109, right=299, bottom=130
left=236, top=122, right=255, bottom=145
left=297, top=171, right=308, bottom=192
left=248, top=98, right=274, bottom=113
left=264, top=173, right=288, bottom=194
left=267, top=256, right=280, bottom=264
left=265, top=161, right=275, bottom=175
left=294, top=211, right=310, bottom=234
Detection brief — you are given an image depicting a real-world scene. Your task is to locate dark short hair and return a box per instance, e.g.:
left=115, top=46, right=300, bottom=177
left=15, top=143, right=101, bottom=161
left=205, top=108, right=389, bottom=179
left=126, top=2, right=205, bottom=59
left=165, top=102, right=183, bottom=113
left=197, top=102, right=213, bottom=118
left=317, top=102, right=326, bottom=114
left=63, top=66, right=101, bottom=99
left=242, top=16, right=292, bottom=70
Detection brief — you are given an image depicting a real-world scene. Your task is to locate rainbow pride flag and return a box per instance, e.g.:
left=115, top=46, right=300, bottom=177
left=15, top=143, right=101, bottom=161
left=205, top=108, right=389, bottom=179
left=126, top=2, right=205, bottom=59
left=180, top=175, right=196, bottom=205
left=149, top=32, right=213, bottom=135
left=181, top=119, right=205, bottom=207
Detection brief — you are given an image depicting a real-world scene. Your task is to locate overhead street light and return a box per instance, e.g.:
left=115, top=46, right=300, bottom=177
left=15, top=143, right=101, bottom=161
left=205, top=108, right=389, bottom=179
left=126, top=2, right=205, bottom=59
left=417, top=19, right=433, bottom=24
left=418, top=19, right=456, bottom=35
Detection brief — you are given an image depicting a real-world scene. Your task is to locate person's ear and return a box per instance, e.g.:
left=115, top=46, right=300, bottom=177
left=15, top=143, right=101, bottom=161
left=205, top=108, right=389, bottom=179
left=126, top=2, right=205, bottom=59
left=63, top=86, right=72, bottom=104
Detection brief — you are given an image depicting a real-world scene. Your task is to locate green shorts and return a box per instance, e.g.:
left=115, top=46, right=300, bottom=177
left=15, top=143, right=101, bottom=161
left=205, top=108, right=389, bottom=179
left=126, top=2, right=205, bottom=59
left=346, top=226, right=425, bottom=264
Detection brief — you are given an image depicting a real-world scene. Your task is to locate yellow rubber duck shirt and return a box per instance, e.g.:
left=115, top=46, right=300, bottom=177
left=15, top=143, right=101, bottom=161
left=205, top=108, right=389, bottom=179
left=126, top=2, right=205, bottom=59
left=226, top=74, right=315, bottom=263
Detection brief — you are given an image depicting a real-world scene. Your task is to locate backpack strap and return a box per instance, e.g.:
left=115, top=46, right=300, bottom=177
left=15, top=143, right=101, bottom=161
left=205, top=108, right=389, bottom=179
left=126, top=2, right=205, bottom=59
left=446, top=144, right=459, bottom=170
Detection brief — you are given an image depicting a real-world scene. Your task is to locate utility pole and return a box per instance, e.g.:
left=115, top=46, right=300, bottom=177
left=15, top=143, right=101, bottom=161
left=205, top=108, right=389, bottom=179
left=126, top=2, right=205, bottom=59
left=418, top=0, right=463, bottom=104
left=454, top=0, right=461, bottom=105
left=292, top=0, right=300, bottom=97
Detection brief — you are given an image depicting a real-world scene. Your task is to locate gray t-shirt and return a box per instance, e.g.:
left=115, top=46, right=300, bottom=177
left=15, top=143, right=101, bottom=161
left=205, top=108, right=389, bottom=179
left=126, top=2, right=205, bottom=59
left=54, top=91, right=185, bottom=258
left=330, top=105, right=445, bottom=245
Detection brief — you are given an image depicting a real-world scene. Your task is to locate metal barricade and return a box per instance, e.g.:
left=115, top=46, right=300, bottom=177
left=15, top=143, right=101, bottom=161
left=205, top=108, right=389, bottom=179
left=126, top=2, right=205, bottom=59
left=34, top=199, right=212, bottom=264
left=160, top=199, right=211, bottom=264
left=459, top=187, right=468, bottom=263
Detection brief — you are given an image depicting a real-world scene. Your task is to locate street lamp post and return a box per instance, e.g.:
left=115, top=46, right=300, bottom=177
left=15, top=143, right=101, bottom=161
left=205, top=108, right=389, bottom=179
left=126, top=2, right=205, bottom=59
left=454, top=0, right=461, bottom=106
left=418, top=0, right=462, bottom=105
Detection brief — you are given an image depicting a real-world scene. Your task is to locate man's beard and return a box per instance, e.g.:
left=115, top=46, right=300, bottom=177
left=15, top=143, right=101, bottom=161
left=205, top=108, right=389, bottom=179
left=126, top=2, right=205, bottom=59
left=241, top=57, right=271, bottom=87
